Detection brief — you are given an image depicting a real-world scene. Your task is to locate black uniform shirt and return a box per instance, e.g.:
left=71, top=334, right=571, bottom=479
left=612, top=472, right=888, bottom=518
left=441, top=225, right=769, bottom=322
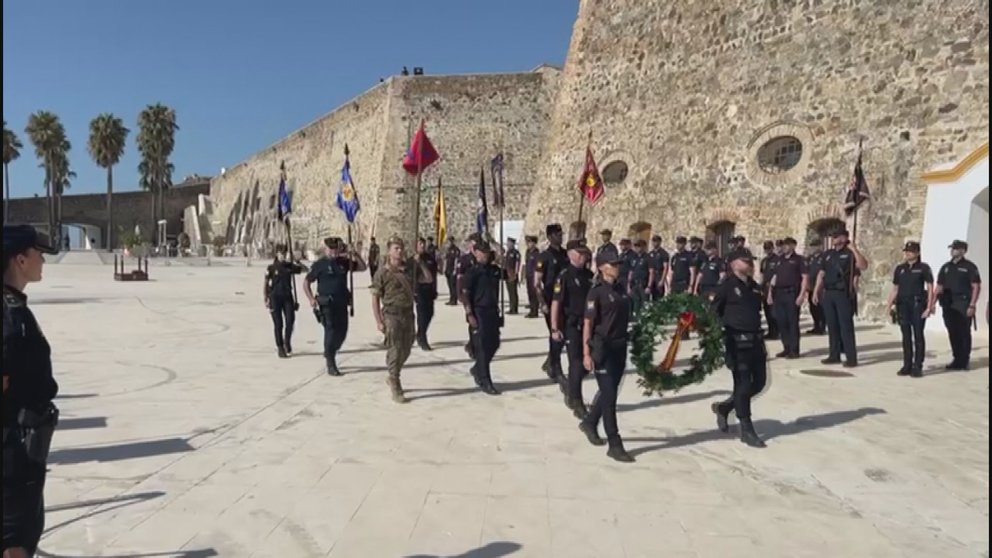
left=937, top=258, right=981, bottom=310
left=525, top=247, right=540, bottom=279
left=670, top=250, right=696, bottom=283
left=305, top=256, right=353, bottom=301
left=266, top=260, right=305, bottom=298
left=618, top=249, right=635, bottom=281
left=596, top=241, right=619, bottom=262
left=713, top=274, right=763, bottom=332
left=648, top=247, right=669, bottom=279
left=773, top=253, right=807, bottom=288
left=691, top=248, right=707, bottom=272
left=893, top=261, right=934, bottom=300
left=414, top=251, right=438, bottom=284
left=504, top=248, right=521, bottom=279
left=820, top=247, right=857, bottom=290
left=805, top=252, right=824, bottom=290
left=699, top=255, right=724, bottom=287
left=3, top=287, right=59, bottom=425
left=368, top=243, right=380, bottom=267
left=536, top=246, right=569, bottom=301
left=456, top=253, right=477, bottom=278
left=759, top=253, right=780, bottom=287
left=463, top=262, right=502, bottom=309
left=585, top=281, right=630, bottom=341
left=629, top=252, right=651, bottom=285
left=553, top=265, right=594, bottom=320
left=444, top=245, right=461, bottom=276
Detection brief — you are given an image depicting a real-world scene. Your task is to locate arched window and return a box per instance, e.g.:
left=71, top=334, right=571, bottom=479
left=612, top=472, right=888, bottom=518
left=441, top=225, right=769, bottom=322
left=707, top=221, right=736, bottom=256
left=757, top=136, right=803, bottom=174
left=602, top=161, right=629, bottom=185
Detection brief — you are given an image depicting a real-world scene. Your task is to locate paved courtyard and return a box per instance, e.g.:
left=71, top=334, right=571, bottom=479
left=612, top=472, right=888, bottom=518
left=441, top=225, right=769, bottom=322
left=29, top=254, right=990, bottom=557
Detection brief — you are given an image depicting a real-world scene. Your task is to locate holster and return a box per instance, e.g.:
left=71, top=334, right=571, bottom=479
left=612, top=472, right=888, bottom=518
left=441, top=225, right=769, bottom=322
left=18, top=404, right=60, bottom=464
left=588, top=335, right=606, bottom=368
left=729, top=330, right=761, bottom=351
left=313, top=307, right=324, bottom=324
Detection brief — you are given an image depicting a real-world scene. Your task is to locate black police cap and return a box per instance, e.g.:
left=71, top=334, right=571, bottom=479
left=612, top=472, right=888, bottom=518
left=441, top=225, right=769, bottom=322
left=704, top=240, right=717, bottom=250
left=903, top=241, right=921, bottom=252
left=507, top=237, right=516, bottom=243
left=546, top=223, right=563, bottom=236
left=565, top=239, right=589, bottom=252
left=727, top=249, right=754, bottom=264
left=595, top=252, right=621, bottom=267
left=675, top=236, right=687, bottom=243
left=3, top=225, right=58, bottom=256
left=783, top=237, right=798, bottom=245
left=762, top=240, right=774, bottom=249
left=619, top=238, right=632, bottom=245
left=831, top=229, right=850, bottom=238
left=651, top=235, right=661, bottom=242
left=634, top=238, right=647, bottom=247
left=525, top=235, right=538, bottom=242
left=949, top=239, right=968, bottom=250
left=689, top=236, right=702, bottom=243
left=474, top=240, right=492, bottom=252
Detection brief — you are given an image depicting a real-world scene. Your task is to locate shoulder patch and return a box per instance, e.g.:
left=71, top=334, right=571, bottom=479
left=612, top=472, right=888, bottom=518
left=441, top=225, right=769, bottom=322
left=3, top=292, right=23, bottom=307
left=587, top=300, right=596, bottom=310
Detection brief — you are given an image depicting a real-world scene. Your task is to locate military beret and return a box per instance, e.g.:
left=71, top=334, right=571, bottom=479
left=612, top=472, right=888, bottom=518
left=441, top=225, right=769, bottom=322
left=3, top=225, right=58, bottom=256
left=467, top=232, right=483, bottom=242
left=546, top=223, right=563, bottom=235
left=387, top=236, right=405, bottom=248
left=774, top=239, right=785, bottom=247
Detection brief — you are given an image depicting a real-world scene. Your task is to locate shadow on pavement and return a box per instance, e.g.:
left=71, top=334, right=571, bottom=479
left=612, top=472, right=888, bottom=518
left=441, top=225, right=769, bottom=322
left=405, top=378, right=552, bottom=402
left=57, top=417, right=108, bottom=431
left=42, top=491, right=166, bottom=540
left=922, top=355, right=990, bottom=377
left=626, top=407, right=887, bottom=457
left=49, top=437, right=194, bottom=465
left=405, top=541, right=523, bottom=558
left=39, top=549, right=218, bottom=558
left=618, top=389, right=732, bottom=413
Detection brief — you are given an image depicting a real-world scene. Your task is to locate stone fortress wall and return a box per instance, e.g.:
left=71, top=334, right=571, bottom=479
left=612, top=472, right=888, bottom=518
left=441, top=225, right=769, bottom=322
left=524, top=0, right=989, bottom=319
left=208, top=68, right=559, bottom=255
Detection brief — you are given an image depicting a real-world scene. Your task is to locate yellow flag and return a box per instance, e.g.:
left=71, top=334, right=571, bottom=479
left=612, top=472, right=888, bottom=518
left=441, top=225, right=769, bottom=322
left=434, top=178, right=447, bottom=246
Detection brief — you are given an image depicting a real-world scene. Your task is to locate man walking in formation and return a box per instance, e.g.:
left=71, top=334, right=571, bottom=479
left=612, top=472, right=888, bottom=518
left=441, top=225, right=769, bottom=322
left=524, top=235, right=541, bottom=318
left=443, top=237, right=461, bottom=305
left=534, top=224, right=568, bottom=383
left=304, top=237, right=366, bottom=376
left=371, top=237, right=416, bottom=403
left=414, top=237, right=438, bottom=351
left=462, top=240, right=502, bottom=395
left=263, top=243, right=305, bottom=358
left=503, top=237, right=521, bottom=315
left=551, top=240, right=594, bottom=417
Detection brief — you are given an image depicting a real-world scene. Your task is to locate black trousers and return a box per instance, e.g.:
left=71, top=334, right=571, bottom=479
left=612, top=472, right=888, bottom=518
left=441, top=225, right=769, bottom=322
left=822, top=289, right=857, bottom=363
left=543, top=305, right=565, bottom=374
left=807, top=291, right=825, bottom=332
left=942, top=305, right=972, bottom=365
left=525, top=276, right=539, bottom=315
left=717, top=332, right=768, bottom=421
left=445, top=273, right=457, bottom=304
left=3, top=433, right=46, bottom=555
left=898, top=298, right=927, bottom=369
left=320, top=304, right=349, bottom=363
left=269, top=295, right=296, bottom=350
left=415, top=283, right=436, bottom=342
left=761, top=286, right=778, bottom=337
left=651, top=281, right=665, bottom=301
left=564, top=319, right=586, bottom=403
left=506, top=279, right=519, bottom=313
left=472, top=308, right=501, bottom=385
left=670, top=280, right=690, bottom=295
left=369, top=264, right=378, bottom=284
left=772, top=287, right=801, bottom=355
left=585, top=342, right=627, bottom=442
left=629, top=282, right=647, bottom=317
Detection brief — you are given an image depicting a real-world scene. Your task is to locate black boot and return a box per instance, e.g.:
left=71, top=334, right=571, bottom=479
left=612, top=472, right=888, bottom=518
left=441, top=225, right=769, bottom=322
left=711, top=402, right=730, bottom=433
left=277, top=346, right=288, bottom=358
left=556, top=370, right=568, bottom=394
left=897, top=366, right=910, bottom=376
left=481, top=382, right=501, bottom=395
left=326, top=359, right=343, bottom=377
left=910, top=366, right=923, bottom=378
left=606, top=437, right=635, bottom=463
left=541, top=357, right=550, bottom=373
left=578, top=421, right=606, bottom=446
left=418, top=336, right=432, bottom=351
left=469, top=366, right=482, bottom=387
left=739, top=420, right=766, bottom=448
left=285, top=341, right=293, bottom=355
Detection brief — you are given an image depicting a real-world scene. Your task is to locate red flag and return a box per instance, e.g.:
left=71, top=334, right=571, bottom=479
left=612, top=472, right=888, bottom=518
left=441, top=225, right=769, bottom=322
left=402, top=121, right=440, bottom=175
left=577, top=147, right=605, bottom=205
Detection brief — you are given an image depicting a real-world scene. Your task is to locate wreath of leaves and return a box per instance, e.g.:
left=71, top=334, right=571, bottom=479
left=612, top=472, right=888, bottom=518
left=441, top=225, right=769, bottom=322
left=630, top=293, right=725, bottom=396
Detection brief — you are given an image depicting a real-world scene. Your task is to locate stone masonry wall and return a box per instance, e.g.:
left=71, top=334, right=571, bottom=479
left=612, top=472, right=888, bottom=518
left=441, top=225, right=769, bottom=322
left=525, top=0, right=989, bottom=320
left=209, top=70, right=558, bottom=255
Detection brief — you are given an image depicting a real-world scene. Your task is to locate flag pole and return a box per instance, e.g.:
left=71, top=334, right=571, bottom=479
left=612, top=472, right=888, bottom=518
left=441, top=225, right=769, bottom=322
left=280, top=161, right=299, bottom=307
left=413, top=119, right=425, bottom=250
left=345, top=144, right=355, bottom=317
left=576, top=131, right=593, bottom=237
left=495, top=148, right=505, bottom=319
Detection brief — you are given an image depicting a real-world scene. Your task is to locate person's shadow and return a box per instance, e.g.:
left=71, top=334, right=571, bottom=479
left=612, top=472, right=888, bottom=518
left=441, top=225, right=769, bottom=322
left=626, top=407, right=886, bottom=457
left=405, top=541, right=522, bottom=558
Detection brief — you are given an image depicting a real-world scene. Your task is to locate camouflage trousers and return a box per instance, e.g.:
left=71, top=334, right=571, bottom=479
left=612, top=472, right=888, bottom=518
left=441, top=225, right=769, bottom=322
left=384, top=310, right=415, bottom=378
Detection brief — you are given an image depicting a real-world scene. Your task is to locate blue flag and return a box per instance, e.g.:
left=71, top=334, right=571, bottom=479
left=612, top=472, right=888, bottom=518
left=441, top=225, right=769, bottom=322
left=277, top=174, right=291, bottom=221
left=337, top=154, right=361, bottom=224
left=476, top=166, right=489, bottom=236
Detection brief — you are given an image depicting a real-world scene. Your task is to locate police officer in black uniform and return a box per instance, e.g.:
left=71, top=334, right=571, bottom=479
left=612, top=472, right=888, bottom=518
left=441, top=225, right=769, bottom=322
left=443, top=238, right=461, bottom=305
left=688, top=236, right=706, bottom=272
left=935, top=240, right=982, bottom=370
left=534, top=224, right=568, bottom=382
left=804, top=238, right=827, bottom=335
left=3, top=225, right=60, bottom=558
left=769, top=237, right=807, bottom=358
left=550, top=240, right=594, bottom=417
left=886, top=241, right=935, bottom=377
left=578, top=251, right=634, bottom=463
left=304, top=236, right=367, bottom=376
left=455, top=233, right=481, bottom=357
left=813, top=229, right=868, bottom=367
left=648, top=235, right=669, bottom=300
left=524, top=235, right=540, bottom=318
left=264, top=243, right=306, bottom=358
left=627, top=239, right=651, bottom=317
left=596, top=229, right=619, bottom=263
left=462, top=240, right=502, bottom=395
left=667, top=236, right=696, bottom=295
left=710, top=250, right=767, bottom=448
left=693, top=241, right=725, bottom=300
left=617, top=238, right=633, bottom=293
left=758, top=241, right=780, bottom=340
left=414, top=237, right=438, bottom=351
left=367, top=237, right=380, bottom=283
left=503, top=238, right=522, bottom=315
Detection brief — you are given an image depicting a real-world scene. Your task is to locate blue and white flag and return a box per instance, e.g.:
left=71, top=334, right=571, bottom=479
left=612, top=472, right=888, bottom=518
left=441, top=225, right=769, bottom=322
left=336, top=146, right=361, bottom=224
left=277, top=172, right=291, bottom=221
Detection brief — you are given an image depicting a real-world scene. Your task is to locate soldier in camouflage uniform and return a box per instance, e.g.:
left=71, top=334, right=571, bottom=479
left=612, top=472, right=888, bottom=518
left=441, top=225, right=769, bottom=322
left=371, top=237, right=417, bottom=403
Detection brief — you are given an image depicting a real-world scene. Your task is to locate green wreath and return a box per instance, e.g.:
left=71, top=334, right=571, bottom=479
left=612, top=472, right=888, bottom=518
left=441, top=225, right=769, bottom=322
left=630, top=293, right=725, bottom=396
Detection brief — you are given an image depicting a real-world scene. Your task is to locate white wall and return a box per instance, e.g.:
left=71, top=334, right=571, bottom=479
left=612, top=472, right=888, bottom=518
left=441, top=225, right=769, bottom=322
left=920, top=155, right=989, bottom=332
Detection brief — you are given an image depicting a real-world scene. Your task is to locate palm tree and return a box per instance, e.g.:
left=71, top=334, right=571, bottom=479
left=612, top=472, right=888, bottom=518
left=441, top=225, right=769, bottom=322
left=2, top=120, right=23, bottom=223
left=88, top=113, right=129, bottom=250
left=25, top=111, right=68, bottom=240
left=49, top=139, right=74, bottom=242
left=137, top=103, right=178, bottom=246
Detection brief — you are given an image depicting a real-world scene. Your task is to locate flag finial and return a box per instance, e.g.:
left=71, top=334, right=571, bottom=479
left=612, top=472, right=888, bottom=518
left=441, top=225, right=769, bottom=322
left=344, top=143, right=350, bottom=158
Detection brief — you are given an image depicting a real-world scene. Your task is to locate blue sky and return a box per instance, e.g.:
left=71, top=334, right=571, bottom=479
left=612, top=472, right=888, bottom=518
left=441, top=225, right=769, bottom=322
left=2, top=1, right=576, bottom=198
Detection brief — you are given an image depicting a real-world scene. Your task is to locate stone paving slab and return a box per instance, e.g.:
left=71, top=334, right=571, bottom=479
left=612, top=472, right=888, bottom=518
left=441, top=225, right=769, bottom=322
left=28, top=264, right=989, bottom=558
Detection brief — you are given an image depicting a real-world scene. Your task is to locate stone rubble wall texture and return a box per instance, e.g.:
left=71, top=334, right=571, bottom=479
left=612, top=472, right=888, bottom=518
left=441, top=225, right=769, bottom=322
left=208, top=70, right=558, bottom=256
left=524, top=0, right=989, bottom=320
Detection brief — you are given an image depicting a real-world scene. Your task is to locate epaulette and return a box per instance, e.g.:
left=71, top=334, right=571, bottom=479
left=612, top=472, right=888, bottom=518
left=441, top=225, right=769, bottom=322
left=2, top=288, right=24, bottom=308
